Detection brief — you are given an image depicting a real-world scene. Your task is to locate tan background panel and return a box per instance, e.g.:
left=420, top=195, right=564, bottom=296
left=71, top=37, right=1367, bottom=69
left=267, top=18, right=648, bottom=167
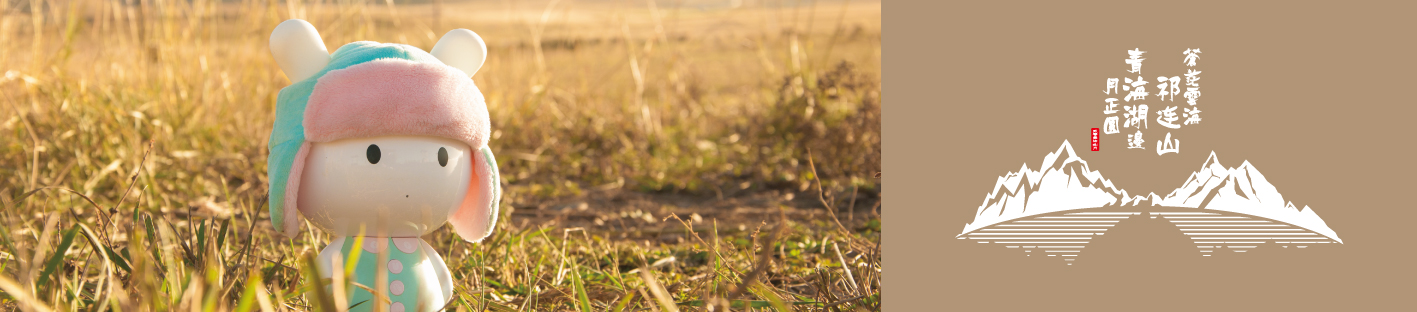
left=890, top=1, right=1415, bottom=310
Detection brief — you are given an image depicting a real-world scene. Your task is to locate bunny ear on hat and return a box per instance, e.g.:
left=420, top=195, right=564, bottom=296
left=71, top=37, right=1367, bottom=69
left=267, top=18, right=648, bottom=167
left=430, top=29, right=488, bottom=78
left=266, top=19, right=331, bottom=237
left=270, top=19, right=331, bottom=83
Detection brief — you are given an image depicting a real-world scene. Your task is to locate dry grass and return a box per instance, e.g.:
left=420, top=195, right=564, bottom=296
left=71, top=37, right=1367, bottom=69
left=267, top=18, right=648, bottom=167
left=0, top=0, right=880, bottom=310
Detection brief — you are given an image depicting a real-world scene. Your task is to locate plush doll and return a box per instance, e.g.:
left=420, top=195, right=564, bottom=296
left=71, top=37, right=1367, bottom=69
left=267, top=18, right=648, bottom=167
left=265, top=19, right=501, bottom=312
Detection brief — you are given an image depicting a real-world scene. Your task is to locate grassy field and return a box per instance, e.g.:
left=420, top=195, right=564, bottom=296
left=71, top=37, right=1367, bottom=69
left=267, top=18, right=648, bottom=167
left=0, top=0, right=880, bottom=310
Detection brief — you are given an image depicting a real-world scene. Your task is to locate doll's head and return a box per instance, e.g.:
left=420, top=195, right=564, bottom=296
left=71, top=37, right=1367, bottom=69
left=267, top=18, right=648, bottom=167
left=265, top=19, right=500, bottom=241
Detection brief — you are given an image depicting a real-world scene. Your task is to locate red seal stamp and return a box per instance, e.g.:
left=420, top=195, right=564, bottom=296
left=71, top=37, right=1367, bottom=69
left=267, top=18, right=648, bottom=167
left=1091, top=128, right=1100, bottom=151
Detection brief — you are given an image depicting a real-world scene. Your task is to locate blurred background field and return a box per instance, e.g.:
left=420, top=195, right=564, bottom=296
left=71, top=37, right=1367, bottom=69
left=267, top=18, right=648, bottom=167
left=0, top=0, right=879, bottom=310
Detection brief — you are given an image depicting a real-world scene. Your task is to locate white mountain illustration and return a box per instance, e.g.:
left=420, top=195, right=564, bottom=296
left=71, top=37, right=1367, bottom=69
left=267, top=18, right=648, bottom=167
left=1155, top=152, right=1343, bottom=243
left=959, top=141, right=1342, bottom=244
left=958, top=140, right=1136, bottom=235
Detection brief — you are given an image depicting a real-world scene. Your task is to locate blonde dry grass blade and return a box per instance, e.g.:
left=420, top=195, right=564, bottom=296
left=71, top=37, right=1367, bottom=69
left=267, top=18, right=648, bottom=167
left=383, top=0, right=401, bottom=27
left=619, top=20, right=653, bottom=137
left=255, top=282, right=276, bottom=312
left=833, top=241, right=860, bottom=295
left=77, top=223, right=114, bottom=311
left=26, top=212, right=61, bottom=288
left=637, top=269, right=678, bottom=312
left=809, top=149, right=852, bottom=235
left=176, top=271, right=202, bottom=310
left=0, top=273, right=55, bottom=312
left=329, top=253, right=349, bottom=312
left=3, top=91, right=41, bottom=196
left=530, top=0, right=562, bottom=76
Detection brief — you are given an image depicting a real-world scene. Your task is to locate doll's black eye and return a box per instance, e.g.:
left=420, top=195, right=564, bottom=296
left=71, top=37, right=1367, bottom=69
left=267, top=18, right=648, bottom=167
left=367, top=144, right=381, bottom=164
left=437, top=147, right=449, bottom=167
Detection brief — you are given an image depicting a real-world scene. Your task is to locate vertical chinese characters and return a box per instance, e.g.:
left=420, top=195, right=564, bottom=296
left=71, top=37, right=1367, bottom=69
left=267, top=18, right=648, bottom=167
left=1098, top=48, right=1206, bottom=155
left=1102, top=98, right=1120, bottom=134
left=1184, top=69, right=1202, bottom=106
left=1183, top=48, right=1201, bottom=66
left=1182, top=48, right=1202, bottom=126
left=1126, top=48, right=1146, bottom=74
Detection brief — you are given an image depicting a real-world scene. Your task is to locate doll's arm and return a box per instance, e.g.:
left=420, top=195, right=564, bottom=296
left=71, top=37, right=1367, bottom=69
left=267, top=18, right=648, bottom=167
left=316, top=237, right=347, bottom=280
left=422, top=240, right=455, bottom=302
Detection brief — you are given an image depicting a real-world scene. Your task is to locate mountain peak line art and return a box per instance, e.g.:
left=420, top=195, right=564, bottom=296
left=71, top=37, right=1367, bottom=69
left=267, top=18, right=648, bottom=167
left=957, top=140, right=1342, bottom=264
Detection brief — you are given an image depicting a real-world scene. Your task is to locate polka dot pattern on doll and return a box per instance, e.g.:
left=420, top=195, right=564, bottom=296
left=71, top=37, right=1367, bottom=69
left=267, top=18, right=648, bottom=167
left=388, top=259, right=403, bottom=274
left=390, top=280, right=405, bottom=295
left=389, top=302, right=405, bottom=312
left=393, top=238, right=419, bottom=253
left=361, top=238, right=387, bottom=253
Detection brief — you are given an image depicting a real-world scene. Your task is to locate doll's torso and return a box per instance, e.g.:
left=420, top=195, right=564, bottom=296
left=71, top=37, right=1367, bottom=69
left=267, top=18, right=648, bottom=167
left=318, top=236, right=451, bottom=312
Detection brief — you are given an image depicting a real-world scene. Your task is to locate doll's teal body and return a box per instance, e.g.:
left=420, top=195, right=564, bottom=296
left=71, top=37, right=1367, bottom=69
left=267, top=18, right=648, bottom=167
left=319, top=236, right=450, bottom=312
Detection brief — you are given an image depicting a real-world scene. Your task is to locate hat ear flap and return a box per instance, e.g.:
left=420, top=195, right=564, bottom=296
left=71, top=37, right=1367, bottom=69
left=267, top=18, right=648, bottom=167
left=449, top=146, right=500, bottom=243
left=270, top=142, right=311, bottom=237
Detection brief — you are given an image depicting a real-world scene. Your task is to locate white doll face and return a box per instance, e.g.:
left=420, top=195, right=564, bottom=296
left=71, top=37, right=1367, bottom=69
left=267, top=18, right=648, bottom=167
left=298, top=135, right=473, bottom=237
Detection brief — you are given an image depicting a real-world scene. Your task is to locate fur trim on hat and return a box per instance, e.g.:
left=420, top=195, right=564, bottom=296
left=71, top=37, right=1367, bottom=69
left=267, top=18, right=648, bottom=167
left=304, top=59, right=490, bottom=150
